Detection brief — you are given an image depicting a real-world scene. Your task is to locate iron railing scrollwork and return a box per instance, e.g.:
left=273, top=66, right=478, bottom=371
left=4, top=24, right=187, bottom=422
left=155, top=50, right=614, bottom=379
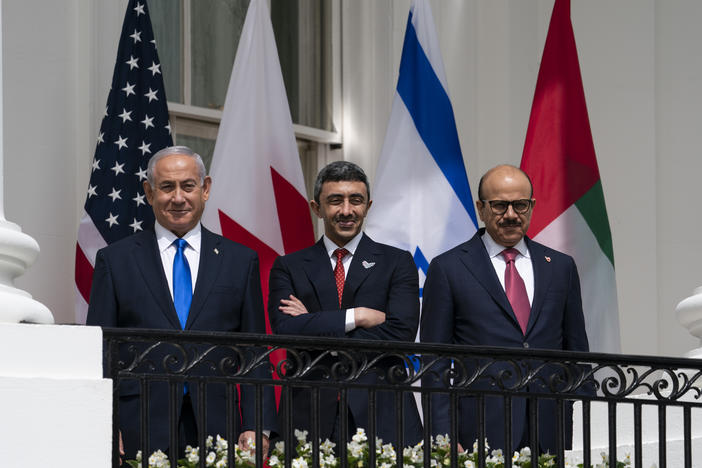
left=102, top=328, right=702, bottom=468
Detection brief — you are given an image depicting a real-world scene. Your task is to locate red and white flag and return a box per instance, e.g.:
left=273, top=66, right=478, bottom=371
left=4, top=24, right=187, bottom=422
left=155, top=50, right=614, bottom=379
left=201, top=0, right=314, bottom=331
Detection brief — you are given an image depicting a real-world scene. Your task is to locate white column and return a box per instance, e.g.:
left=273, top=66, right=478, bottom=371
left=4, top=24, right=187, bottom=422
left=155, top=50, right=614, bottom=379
left=0, top=0, right=52, bottom=324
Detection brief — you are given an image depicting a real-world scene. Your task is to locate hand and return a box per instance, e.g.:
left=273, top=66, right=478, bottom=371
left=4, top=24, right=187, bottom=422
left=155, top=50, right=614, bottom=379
left=119, top=430, right=125, bottom=465
left=354, top=307, right=385, bottom=328
left=238, top=430, right=270, bottom=456
left=457, top=442, right=465, bottom=453
left=279, top=295, right=309, bottom=316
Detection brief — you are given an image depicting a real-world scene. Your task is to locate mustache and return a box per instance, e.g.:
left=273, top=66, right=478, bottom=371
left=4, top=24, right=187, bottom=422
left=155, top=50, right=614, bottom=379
left=334, top=214, right=357, bottom=223
left=499, top=220, right=522, bottom=227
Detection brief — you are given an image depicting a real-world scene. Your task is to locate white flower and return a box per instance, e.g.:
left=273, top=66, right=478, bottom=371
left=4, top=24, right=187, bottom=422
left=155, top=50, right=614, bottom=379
left=292, top=457, right=309, bottom=468
left=215, top=459, right=227, bottom=468
left=186, top=446, right=199, bottom=463
left=464, top=461, right=475, bottom=468
left=268, top=454, right=281, bottom=467
left=206, top=435, right=214, bottom=449
left=348, top=442, right=364, bottom=458
left=320, top=438, right=336, bottom=454
left=351, top=428, right=368, bottom=444
left=205, top=451, right=216, bottom=465
left=294, top=429, right=309, bottom=442
left=148, top=449, right=170, bottom=468
left=435, top=434, right=450, bottom=448
left=275, top=440, right=286, bottom=453
left=215, top=434, right=228, bottom=452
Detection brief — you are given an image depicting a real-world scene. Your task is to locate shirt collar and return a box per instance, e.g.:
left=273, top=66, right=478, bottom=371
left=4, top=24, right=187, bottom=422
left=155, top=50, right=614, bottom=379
left=481, top=230, right=530, bottom=259
left=322, top=231, right=364, bottom=258
left=154, top=221, right=202, bottom=253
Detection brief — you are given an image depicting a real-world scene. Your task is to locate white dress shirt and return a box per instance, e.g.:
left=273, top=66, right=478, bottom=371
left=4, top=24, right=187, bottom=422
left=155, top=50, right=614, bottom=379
left=322, top=231, right=364, bottom=332
left=154, top=221, right=201, bottom=300
left=481, top=231, right=534, bottom=306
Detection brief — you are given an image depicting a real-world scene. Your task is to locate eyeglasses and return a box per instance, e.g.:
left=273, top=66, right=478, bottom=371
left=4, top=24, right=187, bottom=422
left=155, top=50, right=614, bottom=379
left=481, top=199, right=533, bottom=215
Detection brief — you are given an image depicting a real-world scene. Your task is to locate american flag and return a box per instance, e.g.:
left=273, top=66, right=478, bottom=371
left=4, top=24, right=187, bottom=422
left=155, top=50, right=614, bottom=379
left=75, top=0, right=172, bottom=323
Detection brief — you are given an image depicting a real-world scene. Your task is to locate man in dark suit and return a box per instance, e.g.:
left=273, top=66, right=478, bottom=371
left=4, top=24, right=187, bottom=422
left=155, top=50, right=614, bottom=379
left=268, top=161, right=422, bottom=446
left=421, top=164, right=589, bottom=454
left=87, top=146, right=275, bottom=458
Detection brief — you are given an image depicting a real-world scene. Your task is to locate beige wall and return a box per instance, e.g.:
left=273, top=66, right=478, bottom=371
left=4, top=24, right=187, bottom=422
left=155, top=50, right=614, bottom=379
left=3, top=0, right=700, bottom=357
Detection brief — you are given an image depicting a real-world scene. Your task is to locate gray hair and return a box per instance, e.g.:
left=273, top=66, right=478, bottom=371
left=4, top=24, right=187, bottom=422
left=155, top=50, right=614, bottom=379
left=313, top=161, right=370, bottom=204
left=146, top=145, right=207, bottom=186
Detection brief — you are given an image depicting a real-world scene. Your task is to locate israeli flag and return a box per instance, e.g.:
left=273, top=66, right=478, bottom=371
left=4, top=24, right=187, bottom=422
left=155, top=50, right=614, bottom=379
left=366, top=0, right=478, bottom=297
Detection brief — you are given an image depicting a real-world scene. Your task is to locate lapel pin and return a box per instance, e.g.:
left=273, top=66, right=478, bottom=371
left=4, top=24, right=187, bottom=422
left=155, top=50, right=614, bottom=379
left=362, top=260, right=375, bottom=269
left=545, top=256, right=551, bottom=263
left=214, top=248, right=219, bottom=255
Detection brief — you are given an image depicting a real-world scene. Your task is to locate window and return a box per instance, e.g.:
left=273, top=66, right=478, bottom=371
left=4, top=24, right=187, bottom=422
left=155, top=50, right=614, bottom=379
left=148, top=0, right=341, bottom=184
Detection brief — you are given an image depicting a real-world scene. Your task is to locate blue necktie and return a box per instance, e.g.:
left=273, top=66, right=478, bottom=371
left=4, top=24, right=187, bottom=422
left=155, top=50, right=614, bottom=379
left=173, top=238, right=192, bottom=329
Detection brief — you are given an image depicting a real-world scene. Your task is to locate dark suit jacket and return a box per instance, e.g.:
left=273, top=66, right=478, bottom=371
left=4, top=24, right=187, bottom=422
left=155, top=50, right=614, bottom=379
left=87, top=226, right=276, bottom=455
left=268, top=233, right=423, bottom=445
left=420, top=229, right=589, bottom=452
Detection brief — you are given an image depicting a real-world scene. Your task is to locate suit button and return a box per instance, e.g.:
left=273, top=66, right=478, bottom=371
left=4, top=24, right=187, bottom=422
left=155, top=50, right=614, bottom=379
left=523, top=342, right=529, bottom=348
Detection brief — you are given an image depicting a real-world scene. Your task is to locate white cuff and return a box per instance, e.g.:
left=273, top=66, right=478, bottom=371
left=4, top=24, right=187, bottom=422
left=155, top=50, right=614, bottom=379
left=344, top=308, right=356, bottom=332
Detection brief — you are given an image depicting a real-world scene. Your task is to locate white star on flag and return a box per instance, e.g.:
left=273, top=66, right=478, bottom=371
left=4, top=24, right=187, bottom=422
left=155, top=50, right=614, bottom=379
left=126, top=55, right=139, bottom=70
left=87, top=185, right=97, bottom=198
left=135, top=167, right=147, bottom=181
left=108, top=188, right=122, bottom=201
left=129, top=218, right=143, bottom=232
left=111, top=161, right=125, bottom=175
left=97, top=132, right=104, bottom=144
left=148, top=62, right=161, bottom=76
left=141, top=115, right=154, bottom=129
left=134, top=2, right=145, bottom=16
left=105, top=212, right=119, bottom=227
left=130, top=29, right=141, bottom=43
left=114, top=135, right=128, bottom=150
left=133, top=192, right=146, bottom=207
left=144, top=88, right=158, bottom=102
left=118, top=109, right=133, bottom=123
left=92, top=159, right=101, bottom=171
left=138, top=141, right=151, bottom=155
left=122, top=82, right=135, bottom=97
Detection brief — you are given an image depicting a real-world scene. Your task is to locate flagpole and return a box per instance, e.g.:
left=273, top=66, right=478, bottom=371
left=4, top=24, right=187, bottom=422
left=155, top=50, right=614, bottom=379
left=0, top=0, right=53, bottom=323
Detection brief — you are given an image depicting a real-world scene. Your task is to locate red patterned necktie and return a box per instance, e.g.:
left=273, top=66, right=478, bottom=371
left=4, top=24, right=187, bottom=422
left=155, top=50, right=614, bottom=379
left=501, top=248, right=530, bottom=334
left=333, top=248, right=349, bottom=308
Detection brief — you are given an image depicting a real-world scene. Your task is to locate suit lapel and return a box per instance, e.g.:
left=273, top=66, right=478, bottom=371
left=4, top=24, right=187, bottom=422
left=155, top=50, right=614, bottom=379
left=342, top=233, right=378, bottom=307
left=525, top=237, right=550, bottom=335
left=458, top=232, right=522, bottom=331
left=302, top=239, right=339, bottom=310
left=186, top=228, right=222, bottom=328
left=133, top=231, right=181, bottom=329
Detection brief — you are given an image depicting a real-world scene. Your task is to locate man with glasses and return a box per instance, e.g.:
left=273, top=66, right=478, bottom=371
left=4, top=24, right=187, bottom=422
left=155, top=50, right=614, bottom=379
left=420, top=164, right=589, bottom=454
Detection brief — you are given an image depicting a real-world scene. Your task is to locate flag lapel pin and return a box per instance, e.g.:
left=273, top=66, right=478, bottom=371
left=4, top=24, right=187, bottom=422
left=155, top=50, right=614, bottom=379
left=545, top=256, right=551, bottom=263
left=362, top=260, right=375, bottom=269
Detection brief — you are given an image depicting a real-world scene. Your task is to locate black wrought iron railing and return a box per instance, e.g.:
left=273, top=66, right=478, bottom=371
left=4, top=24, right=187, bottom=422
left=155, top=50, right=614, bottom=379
left=102, top=328, right=702, bottom=468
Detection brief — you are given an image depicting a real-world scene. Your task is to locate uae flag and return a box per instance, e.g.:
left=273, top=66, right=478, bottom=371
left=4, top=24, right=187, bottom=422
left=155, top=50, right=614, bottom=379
left=520, top=0, right=620, bottom=353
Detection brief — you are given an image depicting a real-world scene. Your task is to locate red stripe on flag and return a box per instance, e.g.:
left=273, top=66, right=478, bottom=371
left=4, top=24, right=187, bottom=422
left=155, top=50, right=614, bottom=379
left=520, top=0, right=601, bottom=237
left=75, top=243, right=94, bottom=303
left=270, top=166, right=315, bottom=254
left=218, top=210, right=280, bottom=325
left=218, top=210, right=287, bottom=404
